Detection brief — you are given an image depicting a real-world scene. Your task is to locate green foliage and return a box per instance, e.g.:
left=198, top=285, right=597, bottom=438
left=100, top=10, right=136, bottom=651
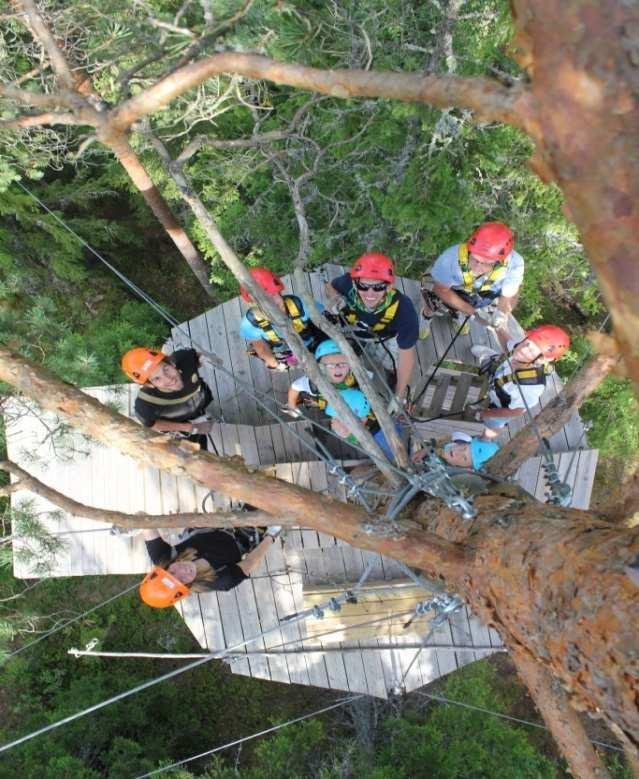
left=581, top=376, right=639, bottom=461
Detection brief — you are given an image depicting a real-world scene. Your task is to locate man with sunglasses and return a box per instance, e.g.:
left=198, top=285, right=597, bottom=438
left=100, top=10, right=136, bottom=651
left=325, top=253, right=419, bottom=414
left=420, top=222, right=524, bottom=335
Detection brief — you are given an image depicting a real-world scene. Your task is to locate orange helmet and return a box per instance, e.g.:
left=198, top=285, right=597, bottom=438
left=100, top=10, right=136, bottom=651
left=139, top=565, right=191, bottom=608
left=240, top=267, right=284, bottom=302
left=467, top=222, right=514, bottom=262
left=121, top=348, right=165, bottom=384
left=350, top=253, right=395, bottom=284
left=526, top=324, right=571, bottom=361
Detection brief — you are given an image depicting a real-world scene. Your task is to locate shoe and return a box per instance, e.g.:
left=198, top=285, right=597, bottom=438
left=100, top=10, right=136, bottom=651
left=419, top=311, right=432, bottom=340
left=265, top=525, right=282, bottom=540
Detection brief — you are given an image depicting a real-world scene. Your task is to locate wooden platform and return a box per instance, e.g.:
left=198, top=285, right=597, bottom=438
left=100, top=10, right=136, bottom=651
left=4, top=265, right=596, bottom=698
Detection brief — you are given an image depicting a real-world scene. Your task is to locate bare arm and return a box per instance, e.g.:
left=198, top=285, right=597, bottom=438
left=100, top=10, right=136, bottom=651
left=237, top=535, right=276, bottom=576
left=481, top=406, right=526, bottom=420
left=395, top=346, right=416, bottom=399
left=250, top=339, right=278, bottom=368
left=142, top=529, right=161, bottom=541
left=151, top=419, right=194, bottom=433
left=432, top=283, right=476, bottom=316
left=498, top=294, right=518, bottom=315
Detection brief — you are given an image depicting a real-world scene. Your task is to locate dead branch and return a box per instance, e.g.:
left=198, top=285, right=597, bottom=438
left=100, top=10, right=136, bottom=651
left=147, top=131, right=401, bottom=484
left=13, top=0, right=76, bottom=90
left=0, top=111, right=80, bottom=129
left=0, top=459, right=275, bottom=530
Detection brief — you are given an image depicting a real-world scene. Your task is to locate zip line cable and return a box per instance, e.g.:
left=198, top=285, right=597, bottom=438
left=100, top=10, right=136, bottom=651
left=0, top=562, right=380, bottom=754
left=135, top=695, right=364, bottom=779
left=14, top=180, right=416, bottom=488
left=415, top=691, right=623, bottom=753
left=0, top=581, right=139, bottom=667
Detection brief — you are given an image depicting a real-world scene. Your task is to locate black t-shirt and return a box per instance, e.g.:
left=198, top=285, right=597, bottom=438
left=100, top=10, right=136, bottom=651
left=145, top=530, right=248, bottom=592
left=134, top=349, right=212, bottom=427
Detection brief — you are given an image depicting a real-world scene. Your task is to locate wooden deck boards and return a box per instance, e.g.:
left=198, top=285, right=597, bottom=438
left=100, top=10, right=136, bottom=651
left=4, top=265, right=596, bottom=698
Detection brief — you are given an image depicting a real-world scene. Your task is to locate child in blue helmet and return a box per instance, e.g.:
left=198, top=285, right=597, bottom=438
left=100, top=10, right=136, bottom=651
left=412, top=431, right=499, bottom=470
left=285, top=339, right=359, bottom=418
left=325, top=387, right=402, bottom=462
left=441, top=431, right=500, bottom=470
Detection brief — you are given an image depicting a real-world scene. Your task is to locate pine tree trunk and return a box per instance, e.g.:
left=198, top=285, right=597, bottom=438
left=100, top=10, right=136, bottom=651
left=0, top=345, right=637, bottom=758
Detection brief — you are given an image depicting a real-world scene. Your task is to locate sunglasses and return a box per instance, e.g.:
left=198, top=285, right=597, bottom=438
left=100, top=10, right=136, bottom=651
left=354, top=279, right=389, bottom=292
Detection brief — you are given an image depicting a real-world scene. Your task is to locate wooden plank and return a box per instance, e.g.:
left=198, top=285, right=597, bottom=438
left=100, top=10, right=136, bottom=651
left=250, top=562, right=291, bottom=684
left=216, top=588, right=251, bottom=676
left=569, top=449, right=598, bottom=509
left=234, top=577, right=272, bottom=680
left=450, top=373, right=474, bottom=413
left=179, top=593, right=211, bottom=650
left=427, top=375, right=452, bottom=417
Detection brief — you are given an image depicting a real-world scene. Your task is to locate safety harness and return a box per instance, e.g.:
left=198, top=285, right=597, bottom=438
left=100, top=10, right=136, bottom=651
left=458, top=242, right=508, bottom=297
left=486, top=353, right=554, bottom=408
left=306, top=374, right=357, bottom=410
left=246, top=294, right=312, bottom=348
left=343, top=286, right=400, bottom=334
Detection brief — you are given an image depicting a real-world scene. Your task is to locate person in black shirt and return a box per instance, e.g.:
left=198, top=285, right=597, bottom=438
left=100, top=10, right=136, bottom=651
left=121, top=347, right=214, bottom=449
left=139, top=524, right=282, bottom=606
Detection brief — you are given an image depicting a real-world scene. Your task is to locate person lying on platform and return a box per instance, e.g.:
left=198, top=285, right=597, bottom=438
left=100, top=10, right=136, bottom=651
left=420, top=222, right=523, bottom=337
left=284, top=338, right=368, bottom=418
left=239, top=267, right=326, bottom=372
left=325, top=387, right=403, bottom=463
left=121, top=347, right=214, bottom=450
left=470, top=324, right=571, bottom=440
left=139, top=524, right=282, bottom=607
left=440, top=431, right=500, bottom=470
left=324, top=253, right=418, bottom=415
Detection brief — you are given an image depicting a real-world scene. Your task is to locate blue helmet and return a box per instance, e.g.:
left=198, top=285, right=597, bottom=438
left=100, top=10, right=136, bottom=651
left=470, top=438, right=500, bottom=470
left=325, top=388, right=370, bottom=419
left=315, top=339, right=343, bottom=361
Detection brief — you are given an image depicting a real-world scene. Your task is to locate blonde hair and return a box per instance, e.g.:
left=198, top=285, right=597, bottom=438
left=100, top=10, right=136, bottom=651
left=173, top=547, right=218, bottom=592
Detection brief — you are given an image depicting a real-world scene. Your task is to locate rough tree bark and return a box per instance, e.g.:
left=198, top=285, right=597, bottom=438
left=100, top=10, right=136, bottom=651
left=0, top=347, right=637, bottom=769
left=488, top=349, right=619, bottom=478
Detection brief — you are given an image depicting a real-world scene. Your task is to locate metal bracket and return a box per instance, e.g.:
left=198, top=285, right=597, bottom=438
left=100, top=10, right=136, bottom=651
left=410, top=451, right=477, bottom=520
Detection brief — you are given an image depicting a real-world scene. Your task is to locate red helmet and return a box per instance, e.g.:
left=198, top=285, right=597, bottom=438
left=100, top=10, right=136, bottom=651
left=240, top=267, right=284, bottom=302
left=526, top=324, right=571, bottom=360
left=467, top=222, right=514, bottom=262
left=350, top=253, right=395, bottom=284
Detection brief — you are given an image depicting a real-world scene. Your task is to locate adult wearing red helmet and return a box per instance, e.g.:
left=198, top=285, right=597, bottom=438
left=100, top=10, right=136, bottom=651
left=325, top=253, right=419, bottom=409
left=470, top=324, right=571, bottom=438
left=239, top=267, right=325, bottom=371
left=421, top=222, right=523, bottom=333
left=121, top=347, right=214, bottom=449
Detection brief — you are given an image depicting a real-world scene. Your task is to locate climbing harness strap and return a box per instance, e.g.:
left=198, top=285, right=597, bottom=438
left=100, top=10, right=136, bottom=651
left=458, top=242, right=508, bottom=295
left=343, top=287, right=400, bottom=333
left=485, top=354, right=553, bottom=408
left=246, top=294, right=310, bottom=347
left=308, top=374, right=357, bottom=410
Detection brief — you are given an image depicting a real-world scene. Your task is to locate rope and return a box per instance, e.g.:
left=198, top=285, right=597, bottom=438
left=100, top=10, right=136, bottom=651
left=14, top=179, right=414, bottom=491
left=0, top=562, right=379, bottom=754
left=410, top=315, right=470, bottom=408
left=134, top=695, right=364, bottom=778
left=0, top=581, right=139, bottom=667
left=415, top=691, right=623, bottom=753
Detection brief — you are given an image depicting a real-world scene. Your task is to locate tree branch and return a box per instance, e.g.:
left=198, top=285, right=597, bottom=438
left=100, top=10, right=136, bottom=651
left=0, top=459, right=275, bottom=530
left=0, top=82, right=81, bottom=111
left=0, top=345, right=467, bottom=578
left=147, top=132, right=402, bottom=485
left=110, top=53, right=532, bottom=132
left=13, top=0, right=76, bottom=90
left=0, top=111, right=80, bottom=129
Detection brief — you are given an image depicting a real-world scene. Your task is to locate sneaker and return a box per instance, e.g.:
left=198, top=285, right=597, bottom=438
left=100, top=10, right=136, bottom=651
left=265, top=525, right=282, bottom=540
left=419, top=311, right=433, bottom=340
